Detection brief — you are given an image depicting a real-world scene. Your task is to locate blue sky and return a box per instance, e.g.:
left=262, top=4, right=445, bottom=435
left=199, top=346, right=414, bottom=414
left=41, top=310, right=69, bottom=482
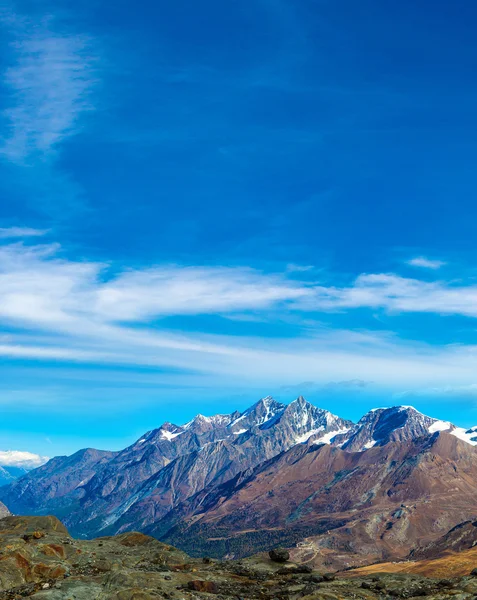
left=1, top=0, right=477, bottom=458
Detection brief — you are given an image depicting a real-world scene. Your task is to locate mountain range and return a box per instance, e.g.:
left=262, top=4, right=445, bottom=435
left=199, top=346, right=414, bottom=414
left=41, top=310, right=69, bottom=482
left=2, top=396, right=477, bottom=569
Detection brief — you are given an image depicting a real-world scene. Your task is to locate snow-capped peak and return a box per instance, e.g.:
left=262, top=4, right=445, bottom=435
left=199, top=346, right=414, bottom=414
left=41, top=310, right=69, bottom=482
left=341, top=405, right=477, bottom=451
left=340, top=405, right=436, bottom=452
left=229, top=396, right=286, bottom=430
left=281, top=397, right=354, bottom=445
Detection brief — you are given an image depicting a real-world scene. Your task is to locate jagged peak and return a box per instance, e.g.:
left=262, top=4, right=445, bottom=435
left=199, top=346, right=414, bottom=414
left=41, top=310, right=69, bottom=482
left=251, top=395, right=282, bottom=410
left=228, top=396, right=286, bottom=431
left=340, top=404, right=441, bottom=452
left=285, top=397, right=341, bottom=422
left=288, top=395, right=312, bottom=406
left=240, top=396, right=284, bottom=416
left=262, top=395, right=275, bottom=403
left=160, top=421, right=180, bottom=431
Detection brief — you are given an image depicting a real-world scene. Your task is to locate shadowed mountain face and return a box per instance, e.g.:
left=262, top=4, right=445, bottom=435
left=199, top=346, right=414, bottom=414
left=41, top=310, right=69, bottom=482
left=335, top=406, right=438, bottom=450
left=1, top=397, right=477, bottom=569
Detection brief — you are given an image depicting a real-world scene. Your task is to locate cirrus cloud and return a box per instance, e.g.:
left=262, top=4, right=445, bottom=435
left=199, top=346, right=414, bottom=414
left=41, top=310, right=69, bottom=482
left=0, top=7, right=99, bottom=216
left=1, top=12, right=97, bottom=163
left=1, top=240, right=477, bottom=392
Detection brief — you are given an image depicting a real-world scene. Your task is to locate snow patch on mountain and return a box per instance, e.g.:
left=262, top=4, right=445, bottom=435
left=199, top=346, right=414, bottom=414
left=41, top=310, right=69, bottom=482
left=450, top=427, right=477, bottom=446
left=363, top=440, right=377, bottom=450
left=161, top=430, right=184, bottom=441
left=295, top=425, right=352, bottom=446
left=428, top=420, right=477, bottom=445
left=429, top=420, right=452, bottom=433
left=316, top=427, right=351, bottom=445
left=294, top=427, right=325, bottom=444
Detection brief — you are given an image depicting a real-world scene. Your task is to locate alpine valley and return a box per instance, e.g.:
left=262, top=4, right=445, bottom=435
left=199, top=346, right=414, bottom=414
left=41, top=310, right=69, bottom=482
left=2, top=396, right=477, bottom=571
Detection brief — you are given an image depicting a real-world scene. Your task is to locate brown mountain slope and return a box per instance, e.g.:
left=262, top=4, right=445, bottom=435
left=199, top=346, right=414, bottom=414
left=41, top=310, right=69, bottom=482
left=347, top=546, right=477, bottom=578
left=157, top=432, right=477, bottom=569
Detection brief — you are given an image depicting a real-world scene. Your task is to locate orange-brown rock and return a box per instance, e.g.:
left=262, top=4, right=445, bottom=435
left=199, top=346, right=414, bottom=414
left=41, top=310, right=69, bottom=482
left=187, top=579, right=219, bottom=593
left=41, top=543, right=66, bottom=558
left=116, top=532, right=156, bottom=547
left=32, top=562, right=66, bottom=579
left=14, top=552, right=32, bottom=578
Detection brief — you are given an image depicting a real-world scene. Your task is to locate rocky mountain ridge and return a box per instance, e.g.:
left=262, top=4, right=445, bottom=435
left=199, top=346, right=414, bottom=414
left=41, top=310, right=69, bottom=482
left=1, top=396, right=476, bottom=568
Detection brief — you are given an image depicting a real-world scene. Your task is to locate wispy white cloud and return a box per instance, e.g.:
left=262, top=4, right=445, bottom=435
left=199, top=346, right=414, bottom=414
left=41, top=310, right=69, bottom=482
left=309, top=273, right=477, bottom=317
left=1, top=241, right=477, bottom=392
left=0, top=450, right=48, bottom=468
left=0, top=242, right=310, bottom=325
left=407, top=256, right=446, bottom=269
left=0, top=8, right=98, bottom=215
left=93, top=266, right=310, bottom=321
left=1, top=13, right=97, bottom=163
left=0, top=226, right=49, bottom=239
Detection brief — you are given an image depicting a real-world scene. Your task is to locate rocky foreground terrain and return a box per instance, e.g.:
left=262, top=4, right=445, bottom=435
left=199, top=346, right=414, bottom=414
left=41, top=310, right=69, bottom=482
left=1, top=515, right=477, bottom=600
